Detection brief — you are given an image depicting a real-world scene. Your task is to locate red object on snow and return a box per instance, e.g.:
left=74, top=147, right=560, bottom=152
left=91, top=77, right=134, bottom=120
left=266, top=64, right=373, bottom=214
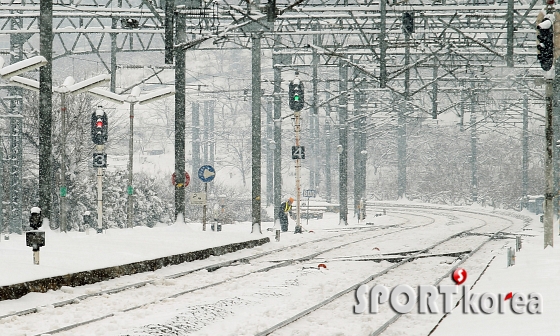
left=373, top=247, right=380, bottom=251
left=504, top=292, right=513, bottom=301
left=317, top=263, right=327, bottom=269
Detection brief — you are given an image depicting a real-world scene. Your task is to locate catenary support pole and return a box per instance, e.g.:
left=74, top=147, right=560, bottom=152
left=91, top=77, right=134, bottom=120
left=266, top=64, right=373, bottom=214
left=273, top=38, right=282, bottom=223
left=203, top=100, right=209, bottom=164
left=338, top=59, right=348, bottom=225
left=470, top=81, right=478, bottom=203
left=39, top=0, right=53, bottom=223
left=192, top=102, right=200, bottom=192
left=325, top=117, right=332, bottom=203
left=431, top=58, right=438, bottom=119
left=209, top=100, right=215, bottom=167
left=554, top=64, right=560, bottom=230
left=398, top=31, right=410, bottom=199
left=251, top=32, right=262, bottom=234
left=310, top=25, right=319, bottom=190
left=60, top=93, right=67, bottom=232
left=325, top=82, right=332, bottom=203
left=353, top=90, right=362, bottom=218
left=164, top=0, right=174, bottom=64
left=0, top=149, right=2, bottom=235
left=379, top=0, right=387, bottom=88
left=127, top=102, right=134, bottom=228
left=522, top=93, right=529, bottom=208
left=266, top=99, right=273, bottom=206
left=506, top=0, right=514, bottom=67
left=110, top=14, right=118, bottom=93
left=174, top=13, right=186, bottom=221
left=9, top=18, right=24, bottom=235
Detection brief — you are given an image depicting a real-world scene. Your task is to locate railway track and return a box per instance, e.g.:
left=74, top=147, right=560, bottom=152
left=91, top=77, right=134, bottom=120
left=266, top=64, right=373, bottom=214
left=0, top=211, right=440, bottom=335
left=0, top=204, right=528, bottom=336
left=257, top=205, right=528, bottom=336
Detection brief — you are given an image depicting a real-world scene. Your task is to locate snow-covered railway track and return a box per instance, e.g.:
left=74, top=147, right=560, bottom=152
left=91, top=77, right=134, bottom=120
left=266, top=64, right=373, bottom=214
left=0, top=212, right=439, bottom=335
left=0, top=222, right=400, bottom=322
left=256, top=207, right=522, bottom=336
left=0, top=206, right=525, bottom=336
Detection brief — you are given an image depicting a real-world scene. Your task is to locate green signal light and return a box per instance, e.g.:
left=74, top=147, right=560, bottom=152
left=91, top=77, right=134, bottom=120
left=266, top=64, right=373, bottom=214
left=294, top=94, right=299, bottom=101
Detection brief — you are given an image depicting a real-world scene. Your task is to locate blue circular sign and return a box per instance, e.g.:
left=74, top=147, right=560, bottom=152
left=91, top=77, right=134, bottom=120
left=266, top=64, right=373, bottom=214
left=198, top=165, right=216, bottom=183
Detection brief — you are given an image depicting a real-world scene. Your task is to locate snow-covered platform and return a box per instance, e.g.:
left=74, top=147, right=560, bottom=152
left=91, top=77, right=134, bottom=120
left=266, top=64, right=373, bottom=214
left=0, top=222, right=270, bottom=300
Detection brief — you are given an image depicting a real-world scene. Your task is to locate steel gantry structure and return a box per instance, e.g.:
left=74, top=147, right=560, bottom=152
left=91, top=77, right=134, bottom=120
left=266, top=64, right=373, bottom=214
left=0, top=0, right=550, bottom=231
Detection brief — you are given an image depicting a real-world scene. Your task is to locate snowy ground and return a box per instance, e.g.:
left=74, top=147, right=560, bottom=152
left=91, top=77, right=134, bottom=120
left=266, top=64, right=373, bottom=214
left=0, top=202, right=557, bottom=336
left=0, top=221, right=268, bottom=286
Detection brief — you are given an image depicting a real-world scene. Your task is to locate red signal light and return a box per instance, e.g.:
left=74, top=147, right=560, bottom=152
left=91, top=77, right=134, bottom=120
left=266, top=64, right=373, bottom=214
left=96, top=119, right=103, bottom=128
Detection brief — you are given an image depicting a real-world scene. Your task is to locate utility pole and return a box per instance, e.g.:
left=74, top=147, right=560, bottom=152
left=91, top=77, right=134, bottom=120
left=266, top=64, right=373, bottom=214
left=203, top=100, right=209, bottom=164
left=192, top=102, right=201, bottom=193
left=174, top=12, right=186, bottom=221
left=506, top=0, right=515, bottom=67
left=470, top=81, right=478, bottom=203
left=127, top=101, right=135, bottom=228
left=0, top=148, right=4, bottom=236
left=325, top=117, right=332, bottom=203
left=338, top=59, right=348, bottom=225
left=379, top=0, right=387, bottom=88
left=266, top=99, right=273, bottom=206
left=251, top=32, right=262, bottom=234
left=353, top=89, right=367, bottom=218
left=209, top=100, right=215, bottom=167
left=431, top=58, right=439, bottom=119
left=39, top=0, right=53, bottom=224
left=110, top=0, right=121, bottom=93
left=398, top=13, right=412, bottom=199
left=273, top=37, right=282, bottom=224
left=522, top=93, right=529, bottom=208
left=0, top=149, right=3, bottom=236
left=325, top=82, right=332, bottom=203
left=310, top=24, right=319, bottom=191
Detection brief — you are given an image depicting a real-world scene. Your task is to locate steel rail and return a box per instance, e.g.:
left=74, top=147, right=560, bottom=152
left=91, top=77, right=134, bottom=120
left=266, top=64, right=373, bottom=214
left=0, top=213, right=425, bottom=323
left=22, top=214, right=437, bottom=336
left=255, top=206, right=518, bottom=336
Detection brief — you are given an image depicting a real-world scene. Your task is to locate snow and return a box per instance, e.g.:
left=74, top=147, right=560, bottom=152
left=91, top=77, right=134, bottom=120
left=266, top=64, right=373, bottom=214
left=0, top=204, right=558, bottom=335
left=0, top=221, right=265, bottom=286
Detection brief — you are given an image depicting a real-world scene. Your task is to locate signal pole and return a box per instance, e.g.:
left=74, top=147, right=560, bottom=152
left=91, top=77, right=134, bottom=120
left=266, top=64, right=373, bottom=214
left=289, top=73, right=305, bottom=233
left=96, top=145, right=104, bottom=234
left=174, top=12, right=186, bottom=221
left=545, top=72, right=554, bottom=248
left=537, top=3, right=555, bottom=248
left=39, top=0, right=53, bottom=224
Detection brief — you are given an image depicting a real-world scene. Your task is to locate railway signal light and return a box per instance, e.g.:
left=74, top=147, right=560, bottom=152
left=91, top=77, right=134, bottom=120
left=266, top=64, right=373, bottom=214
left=537, top=18, right=554, bottom=71
left=289, top=81, right=304, bottom=111
left=402, top=12, right=414, bottom=35
left=91, top=111, right=108, bottom=145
